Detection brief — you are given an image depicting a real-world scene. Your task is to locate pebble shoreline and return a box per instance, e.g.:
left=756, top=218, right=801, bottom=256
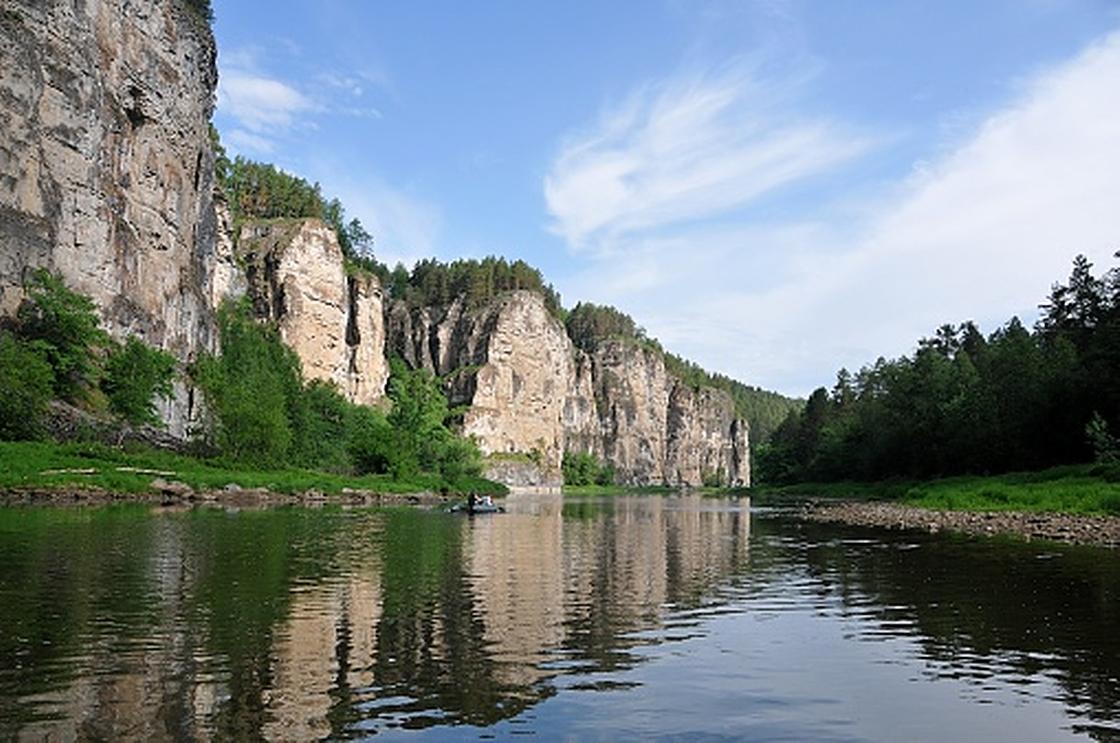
left=801, top=501, right=1120, bottom=548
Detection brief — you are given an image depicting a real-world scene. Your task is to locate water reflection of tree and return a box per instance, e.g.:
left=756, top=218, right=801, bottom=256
left=766, top=518, right=1120, bottom=732
left=0, top=506, right=163, bottom=738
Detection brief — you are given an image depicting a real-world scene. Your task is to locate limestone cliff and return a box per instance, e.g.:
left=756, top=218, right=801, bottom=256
left=236, top=219, right=389, bottom=406
left=0, top=0, right=219, bottom=435
left=387, top=291, right=750, bottom=487
left=389, top=291, right=595, bottom=484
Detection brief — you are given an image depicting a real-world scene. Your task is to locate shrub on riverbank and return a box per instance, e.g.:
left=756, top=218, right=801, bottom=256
left=102, top=337, right=177, bottom=425
left=751, top=464, right=1120, bottom=515
left=562, top=452, right=614, bottom=486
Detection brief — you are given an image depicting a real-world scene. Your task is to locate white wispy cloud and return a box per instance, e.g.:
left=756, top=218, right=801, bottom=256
left=216, top=48, right=387, bottom=154
left=223, top=128, right=275, bottom=154
left=217, top=70, right=316, bottom=133
left=544, top=62, right=872, bottom=250
left=554, top=31, right=1120, bottom=395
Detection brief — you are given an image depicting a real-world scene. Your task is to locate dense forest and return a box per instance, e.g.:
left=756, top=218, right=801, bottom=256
left=385, top=257, right=564, bottom=317
left=212, top=128, right=375, bottom=264
left=757, top=254, right=1120, bottom=484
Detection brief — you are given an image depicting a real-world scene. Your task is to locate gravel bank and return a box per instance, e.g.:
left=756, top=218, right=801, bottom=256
left=801, top=501, right=1120, bottom=548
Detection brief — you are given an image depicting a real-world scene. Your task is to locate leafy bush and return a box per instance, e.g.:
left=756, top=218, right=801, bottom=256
left=348, top=406, right=396, bottom=475
left=563, top=451, right=614, bottom=486
left=102, top=337, right=177, bottom=426
left=292, top=380, right=360, bottom=472
left=192, top=300, right=302, bottom=465
left=0, top=333, right=55, bottom=440
left=385, top=358, right=450, bottom=477
left=1086, top=412, right=1119, bottom=464
left=429, top=432, right=483, bottom=483
left=16, top=269, right=107, bottom=399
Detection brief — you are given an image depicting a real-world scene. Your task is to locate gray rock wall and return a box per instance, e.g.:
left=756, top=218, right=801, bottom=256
left=0, top=0, right=219, bottom=435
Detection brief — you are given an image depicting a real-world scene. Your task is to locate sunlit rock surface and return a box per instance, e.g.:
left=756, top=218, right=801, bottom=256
left=0, top=0, right=219, bottom=435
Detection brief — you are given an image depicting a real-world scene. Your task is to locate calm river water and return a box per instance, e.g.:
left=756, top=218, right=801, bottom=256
left=0, top=494, right=1118, bottom=741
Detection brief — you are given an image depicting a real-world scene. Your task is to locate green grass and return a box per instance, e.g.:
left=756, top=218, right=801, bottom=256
left=749, top=463, right=1120, bottom=515
left=0, top=440, right=507, bottom=497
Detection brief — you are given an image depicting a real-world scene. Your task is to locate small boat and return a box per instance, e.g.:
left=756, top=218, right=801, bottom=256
left=447, top=501, right=505, bottom=514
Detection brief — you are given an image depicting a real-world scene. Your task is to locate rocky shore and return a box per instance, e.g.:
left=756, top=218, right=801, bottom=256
left=801, top=501, right=1120, bottom=548
left=0, top=481, right=455, bottom=510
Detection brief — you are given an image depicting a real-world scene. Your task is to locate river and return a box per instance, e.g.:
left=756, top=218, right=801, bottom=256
left=0, top=494, right=1117, bottom=741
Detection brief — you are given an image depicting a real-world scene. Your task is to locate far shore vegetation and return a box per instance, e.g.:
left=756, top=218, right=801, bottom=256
left=751, top=253, right=1120, bottom=515
left=750, top=463, right=1120, bottom=516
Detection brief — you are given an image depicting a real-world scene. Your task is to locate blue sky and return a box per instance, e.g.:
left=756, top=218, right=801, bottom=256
left=212, top=1, right=1120, bottom=396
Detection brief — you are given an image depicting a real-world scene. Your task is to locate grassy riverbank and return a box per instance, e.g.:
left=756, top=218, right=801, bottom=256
left=752, top=463, right=1120, bottom=515
left=0, top=441, right=507, bottom=497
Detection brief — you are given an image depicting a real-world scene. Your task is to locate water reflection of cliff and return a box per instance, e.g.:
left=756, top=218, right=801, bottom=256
left=0, top=497, right=752, bottom=739
left=11, top=500, right=1118, bottom=740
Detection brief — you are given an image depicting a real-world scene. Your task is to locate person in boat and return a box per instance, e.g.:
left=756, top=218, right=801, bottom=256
left=481, top=495, right=493, bottom=507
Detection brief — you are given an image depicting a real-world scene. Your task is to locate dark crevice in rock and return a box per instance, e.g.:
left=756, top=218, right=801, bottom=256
left=345, top=275, right=360, bottom=346
left=124, top=85, right=147, bottom=128
left=266, top=254, right=284, bottom=319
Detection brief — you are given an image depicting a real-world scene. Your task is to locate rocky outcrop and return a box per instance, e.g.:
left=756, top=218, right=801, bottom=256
left=237, top=219, right=388, bottom=406
left=387, top=291, right=750, bottom=488
left=389, top=291, right=595, bottom=482
left=0, top=0, right=219, bottom=435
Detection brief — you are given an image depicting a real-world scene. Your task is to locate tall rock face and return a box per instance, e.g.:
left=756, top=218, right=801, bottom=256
left=387, top=291, right=750, bottom=488
left=0, top=0, right=220, bottom=434
left=237, top=219, right=389, bottom=406
left=388, top=291, right=595, bottom=484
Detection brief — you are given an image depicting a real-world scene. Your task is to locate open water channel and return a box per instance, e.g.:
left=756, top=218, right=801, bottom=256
left=0, top=494, right=1117, bottom=741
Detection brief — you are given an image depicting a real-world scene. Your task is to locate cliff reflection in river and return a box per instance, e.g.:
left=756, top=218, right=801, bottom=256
left=0, top=495, right=751, bottom=738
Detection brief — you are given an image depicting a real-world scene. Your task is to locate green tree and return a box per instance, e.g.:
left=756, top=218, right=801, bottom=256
left=1086, top=412, right=1119, bottom=463
left=192, top=300, right=302, bottom=465
left=0, top=333, right=55, bottom=440
left=102, top=337, right=177, bottom=426
left=16, top=269, right=108, bottom=400
left=386, top=358, right=450, bottom=477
